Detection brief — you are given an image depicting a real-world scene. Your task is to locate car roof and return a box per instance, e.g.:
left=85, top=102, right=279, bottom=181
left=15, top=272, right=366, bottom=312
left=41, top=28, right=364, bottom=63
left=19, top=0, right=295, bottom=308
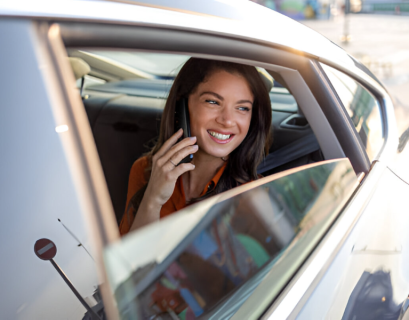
left=0, top=0, right=356, bottom=70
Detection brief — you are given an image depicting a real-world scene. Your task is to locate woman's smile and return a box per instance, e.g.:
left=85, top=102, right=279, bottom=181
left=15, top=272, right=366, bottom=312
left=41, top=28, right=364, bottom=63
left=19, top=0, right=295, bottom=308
left=207, top=130, right=235, bottom=144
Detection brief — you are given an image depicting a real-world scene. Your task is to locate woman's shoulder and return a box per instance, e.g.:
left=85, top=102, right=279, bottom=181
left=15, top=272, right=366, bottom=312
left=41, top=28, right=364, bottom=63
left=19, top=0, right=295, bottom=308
left=129, top=156, right=150, bottom=183
left=132, top=156, right=149, bottom=169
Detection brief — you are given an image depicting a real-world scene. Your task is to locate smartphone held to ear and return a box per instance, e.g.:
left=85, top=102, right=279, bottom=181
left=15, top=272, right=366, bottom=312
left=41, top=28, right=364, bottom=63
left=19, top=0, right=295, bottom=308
left=174, top=98, right=194, bottom=165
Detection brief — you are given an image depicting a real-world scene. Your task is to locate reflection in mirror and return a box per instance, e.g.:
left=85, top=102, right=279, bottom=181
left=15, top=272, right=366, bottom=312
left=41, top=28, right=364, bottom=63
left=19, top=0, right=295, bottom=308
left=104, top=159, right=358, bottom=320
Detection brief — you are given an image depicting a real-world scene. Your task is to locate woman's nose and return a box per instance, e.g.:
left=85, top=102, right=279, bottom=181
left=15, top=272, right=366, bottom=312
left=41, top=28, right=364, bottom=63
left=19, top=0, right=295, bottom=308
left=215, top=106, right=234, bottom=127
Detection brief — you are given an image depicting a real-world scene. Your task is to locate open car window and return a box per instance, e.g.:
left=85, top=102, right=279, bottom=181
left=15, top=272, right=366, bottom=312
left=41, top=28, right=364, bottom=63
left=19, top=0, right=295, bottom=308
left=67, top=50, right=323, bottom=224
left=103, top=159, right=358, bottom=319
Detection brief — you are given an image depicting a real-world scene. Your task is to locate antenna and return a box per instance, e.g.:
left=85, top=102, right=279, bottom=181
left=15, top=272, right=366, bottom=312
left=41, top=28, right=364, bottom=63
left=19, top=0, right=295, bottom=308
left=58, top=218, right=94, bottom=261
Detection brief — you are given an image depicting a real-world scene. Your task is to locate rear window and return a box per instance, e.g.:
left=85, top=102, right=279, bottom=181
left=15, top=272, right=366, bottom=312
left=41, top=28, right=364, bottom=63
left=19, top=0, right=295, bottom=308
left=321, top=64, right=384, bottom=160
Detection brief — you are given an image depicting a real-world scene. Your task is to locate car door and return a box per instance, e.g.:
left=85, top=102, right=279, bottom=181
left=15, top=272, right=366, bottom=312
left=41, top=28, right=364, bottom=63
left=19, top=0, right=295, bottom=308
left=50, top=14, right=374, bottom=320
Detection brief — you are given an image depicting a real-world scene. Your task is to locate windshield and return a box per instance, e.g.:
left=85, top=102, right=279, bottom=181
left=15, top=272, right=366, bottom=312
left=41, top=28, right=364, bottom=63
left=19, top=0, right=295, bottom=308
left=103, top=159, right=358, bottom=319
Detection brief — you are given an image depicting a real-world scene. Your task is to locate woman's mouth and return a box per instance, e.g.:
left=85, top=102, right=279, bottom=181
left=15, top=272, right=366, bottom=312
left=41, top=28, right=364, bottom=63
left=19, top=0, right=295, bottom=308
left=207, top=130, right=235, bottom=144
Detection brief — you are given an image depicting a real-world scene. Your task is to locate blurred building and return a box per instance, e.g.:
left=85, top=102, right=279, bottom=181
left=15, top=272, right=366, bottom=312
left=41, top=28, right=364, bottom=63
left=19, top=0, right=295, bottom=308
left=250, top=0, right=333, bottom=20
left=359, top=0, right=409, bottom=14
left=251, top=0, right=409, bottom=17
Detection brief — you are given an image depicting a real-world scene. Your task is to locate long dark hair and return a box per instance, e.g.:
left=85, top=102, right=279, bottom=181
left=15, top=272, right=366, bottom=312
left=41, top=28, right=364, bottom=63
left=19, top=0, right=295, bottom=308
left=130, top=58, right=272, bottom=210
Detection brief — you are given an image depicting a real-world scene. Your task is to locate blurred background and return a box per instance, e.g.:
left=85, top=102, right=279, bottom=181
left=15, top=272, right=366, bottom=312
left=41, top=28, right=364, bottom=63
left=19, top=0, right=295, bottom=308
left=251, top=0, right=409, bottom=136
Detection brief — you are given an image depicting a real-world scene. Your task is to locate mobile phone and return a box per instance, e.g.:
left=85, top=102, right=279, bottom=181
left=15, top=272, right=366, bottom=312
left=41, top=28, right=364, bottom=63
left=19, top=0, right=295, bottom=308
left=174, top=98, right=194, bottom=164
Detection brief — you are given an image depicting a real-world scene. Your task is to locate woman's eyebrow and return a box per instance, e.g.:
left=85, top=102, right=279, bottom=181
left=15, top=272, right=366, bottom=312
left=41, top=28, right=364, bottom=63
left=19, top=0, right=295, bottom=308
left=200, top=91, right=224, bottom=100
left=237, top=99, right=253, bottom=105
left=200, top=91, right=253, bottom=104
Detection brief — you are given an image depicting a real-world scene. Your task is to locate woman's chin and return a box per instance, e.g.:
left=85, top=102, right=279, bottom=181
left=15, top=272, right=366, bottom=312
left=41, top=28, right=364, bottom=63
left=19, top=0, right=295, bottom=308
left=199, top=147, right=231, bottom=160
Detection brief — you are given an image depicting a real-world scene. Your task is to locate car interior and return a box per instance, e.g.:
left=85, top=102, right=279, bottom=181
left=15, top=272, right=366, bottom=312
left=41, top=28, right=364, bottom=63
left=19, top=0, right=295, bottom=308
left=67, top=50, right=325, bottom=224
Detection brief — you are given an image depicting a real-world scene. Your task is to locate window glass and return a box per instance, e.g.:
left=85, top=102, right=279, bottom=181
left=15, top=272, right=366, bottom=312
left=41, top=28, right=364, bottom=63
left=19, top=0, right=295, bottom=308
left=103, top=159, right=357, bottom=319
left=321, top=64, right=384, bottom=160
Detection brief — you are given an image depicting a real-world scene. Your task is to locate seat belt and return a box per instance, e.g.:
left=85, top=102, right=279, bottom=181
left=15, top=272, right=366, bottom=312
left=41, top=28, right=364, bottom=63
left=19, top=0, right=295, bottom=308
left=257, top=133, right=320, bottom=174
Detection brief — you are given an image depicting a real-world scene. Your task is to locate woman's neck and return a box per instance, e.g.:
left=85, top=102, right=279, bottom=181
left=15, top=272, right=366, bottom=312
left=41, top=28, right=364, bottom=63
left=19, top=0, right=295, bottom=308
left=182, top=151, right=225, bottom=201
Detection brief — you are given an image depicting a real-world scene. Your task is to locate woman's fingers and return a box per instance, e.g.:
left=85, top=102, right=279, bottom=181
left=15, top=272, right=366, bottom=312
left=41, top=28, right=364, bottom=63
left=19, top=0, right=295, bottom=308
left=168, top=144, right=198, bottom=168
left=158, top=136, right=197, bottom=166
left=144, top=132, right=198, bottom=208
left=169, top=162, right=196, bottom=179
left=154, top=128, right=183, bottom=160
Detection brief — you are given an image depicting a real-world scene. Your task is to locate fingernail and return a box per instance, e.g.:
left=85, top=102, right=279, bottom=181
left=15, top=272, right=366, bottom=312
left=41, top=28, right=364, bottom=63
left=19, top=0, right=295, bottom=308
left=190, top=136, right=196, bottom=140
left=192, top=165, right=195, bottom=169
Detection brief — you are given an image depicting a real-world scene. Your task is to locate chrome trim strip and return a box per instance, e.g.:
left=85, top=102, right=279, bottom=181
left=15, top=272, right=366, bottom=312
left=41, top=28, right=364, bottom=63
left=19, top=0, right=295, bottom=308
left=357, top=172, right=365, bottom=183
left=262, top=161, right=387, bottom=320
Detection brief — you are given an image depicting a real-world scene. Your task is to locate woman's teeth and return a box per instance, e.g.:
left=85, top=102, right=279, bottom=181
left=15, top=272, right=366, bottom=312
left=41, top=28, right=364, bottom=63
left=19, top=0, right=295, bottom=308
left=209, top=131, right=231, bottom=140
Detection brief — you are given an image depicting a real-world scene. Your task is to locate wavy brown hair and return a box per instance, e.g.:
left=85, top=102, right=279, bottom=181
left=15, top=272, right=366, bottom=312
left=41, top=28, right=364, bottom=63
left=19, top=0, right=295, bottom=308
left=129, top=58, right=272, bottom=210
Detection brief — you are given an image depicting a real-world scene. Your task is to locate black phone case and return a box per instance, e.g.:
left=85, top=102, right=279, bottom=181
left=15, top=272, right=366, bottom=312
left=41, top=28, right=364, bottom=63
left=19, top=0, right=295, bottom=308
left=174, top=98, right=193, bottom=165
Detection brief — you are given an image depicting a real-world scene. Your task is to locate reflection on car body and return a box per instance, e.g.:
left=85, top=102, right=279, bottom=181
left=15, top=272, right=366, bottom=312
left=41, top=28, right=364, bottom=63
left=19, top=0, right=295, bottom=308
left=105, top=159, right=357, bottom=319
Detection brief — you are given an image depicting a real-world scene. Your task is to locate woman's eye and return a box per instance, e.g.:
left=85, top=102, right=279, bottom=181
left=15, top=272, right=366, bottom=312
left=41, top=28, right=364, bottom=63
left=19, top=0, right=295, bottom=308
left=205, top=99, right=218, bottom=105
left=238, top=106, right=250, bottom=112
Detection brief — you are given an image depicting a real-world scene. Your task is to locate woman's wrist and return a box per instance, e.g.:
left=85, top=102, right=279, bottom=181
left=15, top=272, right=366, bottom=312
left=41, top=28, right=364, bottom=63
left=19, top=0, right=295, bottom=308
left=130, top=195, right=162, bottom=231
left=143, top=187, right=165, bottom=211
left=143, top=197, right=163, bottom=214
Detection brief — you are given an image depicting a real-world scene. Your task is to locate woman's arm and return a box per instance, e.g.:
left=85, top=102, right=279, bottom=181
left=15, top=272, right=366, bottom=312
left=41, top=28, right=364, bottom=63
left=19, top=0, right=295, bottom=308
left=119, top=157, right=149, bottom=236
left=130, top=129, right=198, bottom=231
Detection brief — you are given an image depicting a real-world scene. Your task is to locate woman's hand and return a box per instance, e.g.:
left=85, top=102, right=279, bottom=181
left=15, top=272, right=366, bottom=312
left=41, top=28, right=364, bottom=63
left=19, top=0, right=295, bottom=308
left=147, top=129, right=198, bottom=206
left=130, top=129, right=198, bottom=230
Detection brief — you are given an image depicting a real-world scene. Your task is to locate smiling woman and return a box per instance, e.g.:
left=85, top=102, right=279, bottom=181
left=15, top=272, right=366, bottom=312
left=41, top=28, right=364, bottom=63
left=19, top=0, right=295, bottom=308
left=119, top=58, right=272, bottom=235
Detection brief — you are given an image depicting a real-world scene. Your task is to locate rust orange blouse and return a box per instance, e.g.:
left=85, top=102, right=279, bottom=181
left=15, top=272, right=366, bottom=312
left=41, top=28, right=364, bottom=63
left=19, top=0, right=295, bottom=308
left=119, top=156, right=227, bottom=236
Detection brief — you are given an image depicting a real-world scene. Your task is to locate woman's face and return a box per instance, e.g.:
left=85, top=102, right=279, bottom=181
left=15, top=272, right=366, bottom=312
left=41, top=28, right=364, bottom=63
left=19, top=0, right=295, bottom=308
left=188, top=70, right=253, bottom=160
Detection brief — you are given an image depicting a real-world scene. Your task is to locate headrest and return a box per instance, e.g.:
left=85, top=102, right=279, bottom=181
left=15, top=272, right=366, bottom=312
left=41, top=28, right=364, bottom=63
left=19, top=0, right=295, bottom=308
left=257, top=67, right=274, bottom=92
left=68, top=57, right=91, bottom=80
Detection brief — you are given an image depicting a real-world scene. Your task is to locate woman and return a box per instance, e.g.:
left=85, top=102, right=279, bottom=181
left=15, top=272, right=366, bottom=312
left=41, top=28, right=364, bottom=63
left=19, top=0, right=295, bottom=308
left=119, top=58, right=272, bottom=235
